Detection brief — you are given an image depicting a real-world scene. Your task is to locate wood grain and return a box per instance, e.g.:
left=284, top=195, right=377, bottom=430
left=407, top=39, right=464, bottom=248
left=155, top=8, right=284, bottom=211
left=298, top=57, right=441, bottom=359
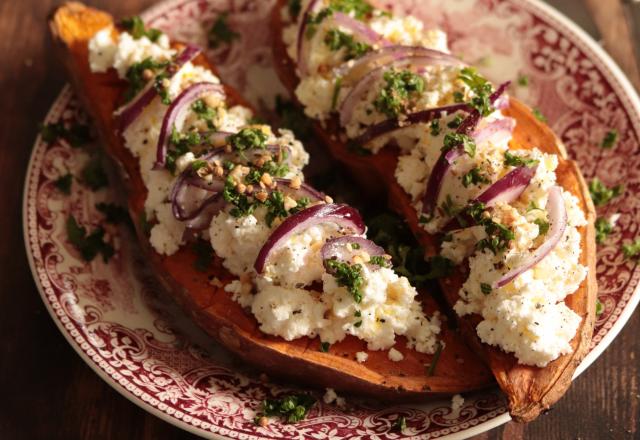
left=0, top=0, right=637, bottom=439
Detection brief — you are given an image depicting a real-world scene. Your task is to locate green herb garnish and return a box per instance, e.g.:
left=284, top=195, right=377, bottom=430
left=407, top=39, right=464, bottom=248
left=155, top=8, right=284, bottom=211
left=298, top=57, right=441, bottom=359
left=320, top=341, right=330, bottom=352
left=517, top=74, right=529, bottom=87
left=288, top=0, right=302, bottom=18
left=440, top=194, right=460, bottom=217
left=256, top=394, right=316, bottom=424
left=532, top=107, right=547, bottom=122
left=443, top=132, right=476, bottom=157
left=306, top=0, right=374, bottom=37
left=601, top=130, right=618, bottom=149
left=622, top=238, right=640, bottom=259
left=374, top=69, right=425, bottom=118
left=462, top=167, right=489, bottom=188
left=429, top=119, right=441, bottom=136
left=504, top=150, right=538, bottom=168
left=54, top=173, right=73, bottom=195
left=227, top=127, right=268, bottom=151
left=223, top=176, right=255, bottom=218
left=589, top=178, right=623, bottom=207
left=331, top=77, right=343, bottom=111
left=426, top=343, right=443, bottom=376
left=324, top=29, right=371, bottom=60
left=191, top=98, right=218, bottom=129
left=534, top=218, right=550, bottom=235
left=124, top=58, right=169, bottom=103
left=208, top=12, right=239, bottom=48
left=596, top=299, right=604, bottom=316
left=121, top=16, right=162, bottom=42
left=458, top=67, right=494, bottom=116
left=595, top=217, right=614, bottom=244
left=447, top=114, right=464, bottom=129
left=66, top=215, right=114, bottom=263
left=325, top=259, right=364, bottom=303
left=369, top=255, right=391, bottom=268
left=480, top=283, right=492, bottom=295
left=81, top=157, right=108, bottom=190
left=393, top=415, right=407, bottom=432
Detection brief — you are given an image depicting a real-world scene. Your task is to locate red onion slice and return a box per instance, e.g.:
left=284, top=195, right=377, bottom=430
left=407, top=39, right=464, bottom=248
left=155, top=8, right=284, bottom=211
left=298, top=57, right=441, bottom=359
left=184, top=195, right=226, bottom=231
left=171, top=171, right=225, bottom=221
left=443, top=165, right=537, bottom=231
left=332, top=12, right=390, bottom=47
left=321, top=236, right=389, bottom=272
left=296, top=0, right=321, bottom=76
left=353, top=103, right=470, bottom=146
left=471, top=117, right=516, bottom=147
left=116, top=44, right=201, bottom=131
left=493, top=186, right=567, bottom=288
left=154, top=82, right=225, bottom=169
left=336, top=45, right=464, bottom=87
left=275, top=178, right=325, bottom=202
left=421, top=82, right=511, bottom=215
left=254, top=203, right=366, bottom=273
left=339, top=56, right=462, bottom=126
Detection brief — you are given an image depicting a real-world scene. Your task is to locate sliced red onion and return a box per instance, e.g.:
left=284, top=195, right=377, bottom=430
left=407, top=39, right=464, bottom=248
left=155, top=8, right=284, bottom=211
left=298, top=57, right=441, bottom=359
left=443, top=165, right=538, bottom=231
left=336, top=45, right=464, bottom=87
left=353, top=103, right=470, bottom=146
left=154, top=82, right=225, bottom=169
left=116, top=44, right=201, bottom=131
left=475, top=165, right=537, bottom=207
left=184, top=195, right=226, bottom=231
left=339, top=56, right=463, bottom=126
left=471, top=117, right=516, bottom=147
left=493, top=186, right=567, bottom=288
left=421, top=82, right=511, bottom=214
left=321, top=236, right=389, bottom=272
left=254, top=203, right=365, bottom=273
left=296, top=0, right=321, bottom=76
left=332, top=12, right=390, bottom=47
left=171, top=171, right=224, bottom=221
left=275, top=178, right=325, bottom=202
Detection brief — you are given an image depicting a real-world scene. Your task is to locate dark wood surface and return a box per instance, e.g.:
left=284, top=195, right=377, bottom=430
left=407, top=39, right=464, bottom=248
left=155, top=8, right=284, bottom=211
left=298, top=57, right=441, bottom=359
left=0, top=0, right=638, bottom=439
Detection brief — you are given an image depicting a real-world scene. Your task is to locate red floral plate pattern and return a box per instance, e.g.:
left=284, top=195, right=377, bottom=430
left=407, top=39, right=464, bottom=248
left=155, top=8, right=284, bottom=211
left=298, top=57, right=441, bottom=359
left=23, top=0, right=640, bottom=438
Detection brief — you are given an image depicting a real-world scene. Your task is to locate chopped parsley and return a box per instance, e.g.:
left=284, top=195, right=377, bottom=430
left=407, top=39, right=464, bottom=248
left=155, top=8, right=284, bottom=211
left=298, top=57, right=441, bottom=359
left=120, top=16, right=162, bottom=42
left=480, top=283, right=492, bottom=295
left=263, top=191, right=288, bottom=226
left=462, top=167, right=489, bottom=187
left=192, top=239, right=214, bottom=272
left=81, top=157, right=108, bottom=190
left=166, top=128, right=202, bottom=173
left=256, top=394, right=316, bottom=424
left=320, top=341, right=330, bottom=352
left=288, top=0, right=302, bottom=18
left=96, top=203, right=132, bottom=226
left=443, top=133, right=476, bottom=157
left=66, top=215, right=114, bottom=263
left=223, top=176, right=255, bottom=218
left=601, top=129, right=618, bottom=149
left=595, top=299, right=604, bottom=316
left=54, top=173, right=73, bottom=195
left=153, top=72, right=171, bottom=104
left=306, top=0, right=374, bottom=37
left=227, top=127, right=268, bottom=151
left=369, top=255, right=391, bottom=268
left=534, top=218, right=550, bottom=235
left=517, top=74, right=529, bottom=87
left=324, top=29, right=371, bottom=60
left=324, top=259, right=364, bottom=303
left=426, top=342, right=443, bottom=376
left=373, top=69, right=425, bottom=118
left=275, top=95, right=312, bottom=141
left=245, top=159, right=289, bottom=185
left=532, top=107, right=547, bottom=122
left=595, top=217, right=614, bottom=244
left=429, top=119, right=441, bottom=136
left=392, top=416, right=407, bottom=432
left=504, top=151, right=538, bottom=168
left=40, top=121, right=92, bottom=147
left=589, top=178, right=623, bottom=206
left=124, top=58, right=169, bottom=103
left=447, top=114, right=464, bottom=129
left=458, top=67, right=494, bottom=116
left=424, top=255, right=454, bottom=279
left=476, top=220, right=514, bottom=254
left=440, top=194, right=460, bottom=217
left=208, top=12, right=239, bottom=48
left=622, top=238, right=640, bottom=259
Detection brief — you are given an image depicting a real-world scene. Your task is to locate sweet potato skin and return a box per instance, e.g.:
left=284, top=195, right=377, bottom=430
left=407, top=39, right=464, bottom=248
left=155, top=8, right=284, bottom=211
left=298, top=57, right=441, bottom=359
left=270, top=0, right=597, bottom=421
left=49, top=2, right=494, bottom=400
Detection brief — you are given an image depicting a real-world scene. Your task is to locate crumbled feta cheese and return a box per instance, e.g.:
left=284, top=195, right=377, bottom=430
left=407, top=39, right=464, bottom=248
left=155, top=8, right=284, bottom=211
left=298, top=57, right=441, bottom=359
left=388, top=347, right=404, bottom=362
left=323, top=388, right=346, bottom=407
left=224, top=280, right=253, bottom=308
left=355, top=351, right=368, bottom=363
left=451, top=394, right=464, bottom=413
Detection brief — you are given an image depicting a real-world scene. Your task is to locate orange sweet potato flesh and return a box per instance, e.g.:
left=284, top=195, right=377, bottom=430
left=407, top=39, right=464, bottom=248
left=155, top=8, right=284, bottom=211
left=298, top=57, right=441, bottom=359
left=48, top=2, right=494, bottom=400
left=271, top=0, right=597, bottom=420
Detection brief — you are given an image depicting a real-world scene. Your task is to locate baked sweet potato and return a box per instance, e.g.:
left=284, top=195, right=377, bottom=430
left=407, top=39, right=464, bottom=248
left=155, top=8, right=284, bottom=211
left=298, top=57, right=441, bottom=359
left=49, top=2, right=494, bottom=400
left=270, top=0, right=597, bottom=420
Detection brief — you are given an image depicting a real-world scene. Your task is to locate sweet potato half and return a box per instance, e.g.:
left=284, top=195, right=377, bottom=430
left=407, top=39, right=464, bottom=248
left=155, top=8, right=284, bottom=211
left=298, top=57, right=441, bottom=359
left=48, top=2, right=494, bottom=400
left=270, top=0, right=597, bottom=420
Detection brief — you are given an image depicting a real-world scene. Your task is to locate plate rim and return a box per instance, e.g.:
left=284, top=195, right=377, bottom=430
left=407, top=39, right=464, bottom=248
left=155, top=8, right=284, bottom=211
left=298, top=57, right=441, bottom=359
left=23, top=0, right=640, bottom=438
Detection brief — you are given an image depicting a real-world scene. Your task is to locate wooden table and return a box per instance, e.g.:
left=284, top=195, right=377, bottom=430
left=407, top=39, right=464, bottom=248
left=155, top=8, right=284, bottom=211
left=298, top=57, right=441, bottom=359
left=1, top=0, right=638, bottom=438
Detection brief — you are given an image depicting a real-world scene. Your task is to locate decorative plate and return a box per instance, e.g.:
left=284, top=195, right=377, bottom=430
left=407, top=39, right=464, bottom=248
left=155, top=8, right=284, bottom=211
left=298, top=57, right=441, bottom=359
left=24, top=0, right=640, bottom=438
